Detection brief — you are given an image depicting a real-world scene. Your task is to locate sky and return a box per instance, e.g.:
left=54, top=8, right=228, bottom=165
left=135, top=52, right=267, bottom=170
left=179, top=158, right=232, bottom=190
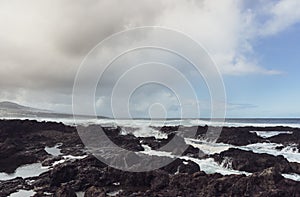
left=0, top=0, right=300, bottom=118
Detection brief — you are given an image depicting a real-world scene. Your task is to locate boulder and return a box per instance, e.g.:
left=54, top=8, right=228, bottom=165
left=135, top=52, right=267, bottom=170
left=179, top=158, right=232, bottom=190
left=50, top=164, right=78, bottom=187
left=84, top=186, right=106, bottom=197
left=217, top=127, right=263, bottom=146
left=55, top=185, right=76, bottom=197
left=213, top=148, right=293, bottom=173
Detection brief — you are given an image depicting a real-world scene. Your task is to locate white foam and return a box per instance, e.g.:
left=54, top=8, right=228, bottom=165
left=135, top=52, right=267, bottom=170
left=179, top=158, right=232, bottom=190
left=220, top=157, right=233, bottom=169
left=52, top=159, right=66, bottom=166
left=9, top=190, right=36, bottom=197
left=63, top=155, right=88, bottom=160
left=185, top=138, right=232, bottom=154
left=250, top=131, right=293, bottom=138
left=140, top=144, right=250, bottom=176
left=0, top=153, right=88, bottom=181
left=140, top=145, right=175, bottom=158
left=51, top=155, right=88, bottom=167
left=121, top=126, right=168, bottom=139
left=282, top=173, right=300, bottom=181
left=180, top=157, right=251, bottom=176
left=239, top=143, right=300, bottom=163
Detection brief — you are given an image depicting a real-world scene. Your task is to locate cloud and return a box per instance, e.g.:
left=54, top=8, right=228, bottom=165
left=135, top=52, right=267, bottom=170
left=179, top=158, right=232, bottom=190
left=0, top=0, right=298, bottom=115
left=154, top=0, right=285, bottom=76
left=258, top=0, right=300, bottom=36
left=220, top=56, right=283, bottom=75
left=227, top=103, right=257, bottom=111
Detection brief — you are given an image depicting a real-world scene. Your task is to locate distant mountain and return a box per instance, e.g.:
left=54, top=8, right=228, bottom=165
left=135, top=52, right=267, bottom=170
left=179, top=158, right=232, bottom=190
left=0, top=101, right=107, bottom=119
left=0, top=101, right=53, bottom=118
left=0, top=101, right=50, bottom=112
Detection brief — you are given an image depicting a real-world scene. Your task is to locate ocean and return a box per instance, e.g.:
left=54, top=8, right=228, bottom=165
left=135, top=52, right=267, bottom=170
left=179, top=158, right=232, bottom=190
left=3, top=116, right=300, bottom=128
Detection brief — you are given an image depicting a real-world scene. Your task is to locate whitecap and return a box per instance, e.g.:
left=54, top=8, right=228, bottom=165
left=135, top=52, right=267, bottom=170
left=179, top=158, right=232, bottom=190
left=239, top=143, right=300, bottom=163
left=250, top=131, right=293, bottom=138
left=140, top=144, right=251, bottom=176
left=185, top=138, right=232, bottom=154
left=121, top=126, right=168, bottom=139
left=180, top=157, right=251, bottom=176
left=139, top=145, right=175, bottom=158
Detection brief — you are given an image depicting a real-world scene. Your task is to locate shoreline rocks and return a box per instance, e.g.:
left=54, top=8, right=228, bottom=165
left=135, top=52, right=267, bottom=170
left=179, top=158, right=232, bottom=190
left=0, top=119, right=299, bottom=196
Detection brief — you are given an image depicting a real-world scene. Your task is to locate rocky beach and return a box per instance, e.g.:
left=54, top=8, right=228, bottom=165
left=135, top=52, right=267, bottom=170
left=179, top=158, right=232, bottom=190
left=0, top=119, right=299, bottom=197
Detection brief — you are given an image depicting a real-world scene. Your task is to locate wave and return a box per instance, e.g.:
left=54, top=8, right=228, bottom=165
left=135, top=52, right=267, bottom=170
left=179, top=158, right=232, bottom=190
left=239, top=143, right=300, bottom=163
left=140, top=144, right=250, bottom=176
left=185, top=138, right=233, bottom=154
left=250, top=131, right=293, bottom=138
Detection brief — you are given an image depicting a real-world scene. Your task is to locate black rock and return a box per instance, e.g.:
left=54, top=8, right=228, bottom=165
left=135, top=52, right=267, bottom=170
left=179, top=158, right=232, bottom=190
left=50, top=163, right=78, bottom=187
left=55, top=185, right=77, bottom=197
left=213, top=148, right=293, bottom=173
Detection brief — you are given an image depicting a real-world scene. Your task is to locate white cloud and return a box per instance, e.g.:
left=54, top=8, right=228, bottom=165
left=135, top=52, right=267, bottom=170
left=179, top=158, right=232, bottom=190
left=259, top=0, right=300, bottom=36
left=0, top=0, right=299, bottom=115
left=154, top=0, right=287, bottom=76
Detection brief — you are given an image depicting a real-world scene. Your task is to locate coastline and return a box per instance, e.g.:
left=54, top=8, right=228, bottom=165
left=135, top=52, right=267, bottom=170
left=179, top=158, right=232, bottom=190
left=0, top=119, right=299, bottom=196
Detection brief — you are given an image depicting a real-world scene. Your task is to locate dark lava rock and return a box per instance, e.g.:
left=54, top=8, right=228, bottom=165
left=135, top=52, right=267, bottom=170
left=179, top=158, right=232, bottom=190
left=162, top=158, right=200, bottom=174
left=79, top=125, right=144, bottom=152
left=55, top=185, right=77, bottom=197
left=157, top=126, right=179, bottom=134
left=84, top=186, right=105, bottom=197
left=1, top=119, right=300, bottom=197
left=139, top=136, right=165, bottom=149
left=50, top=163, right=78, bottom=187
left=150, top=170, right=170, bottom=191
left=198, top=167, right=299, bottom=197
left=41, top=156, right=63, bottom=167
left=0, top=119, right=81, bottom=173
left=275, top=145, right=285, bottom=150
left=160, top=134, right=191, bottom=156
left=137, top=167, right=300, bottom=197
left=0, top=119, right=75, bottom=140
left=0, top=138, right=23, bottom=158
left=0, top=177, right=32, bottom=197
left=213, top=148, right=293, bottom=173
left=140, top=134, right=205, bottom=158
left=217, top=127, right=264, bottom=146
left=139, top=133, right=186, bottom=151
left=0, top=150, right=41, bottom=173
left=269, top=131, right=300, bottom=147
left=0, top=137, right=50, bottom=173
left=182, top=145, right=205, bottom=158
left=290, top=162, right=300, bottom=174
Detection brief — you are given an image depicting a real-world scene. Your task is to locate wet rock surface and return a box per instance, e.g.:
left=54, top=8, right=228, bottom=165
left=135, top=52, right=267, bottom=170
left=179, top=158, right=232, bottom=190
left=216, top=127, right=264, bottom=145
left=0, top=120, right=299, bottom=197
left=0, top=177, right=33, bottom=197
left=217, top=126, right=300, bottom=146
left=213, top=148, right=299, bottom=173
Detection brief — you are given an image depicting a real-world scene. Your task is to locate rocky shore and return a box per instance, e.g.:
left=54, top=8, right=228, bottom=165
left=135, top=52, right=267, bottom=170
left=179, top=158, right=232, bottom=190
left=0, top=119, right=299, bottom=197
